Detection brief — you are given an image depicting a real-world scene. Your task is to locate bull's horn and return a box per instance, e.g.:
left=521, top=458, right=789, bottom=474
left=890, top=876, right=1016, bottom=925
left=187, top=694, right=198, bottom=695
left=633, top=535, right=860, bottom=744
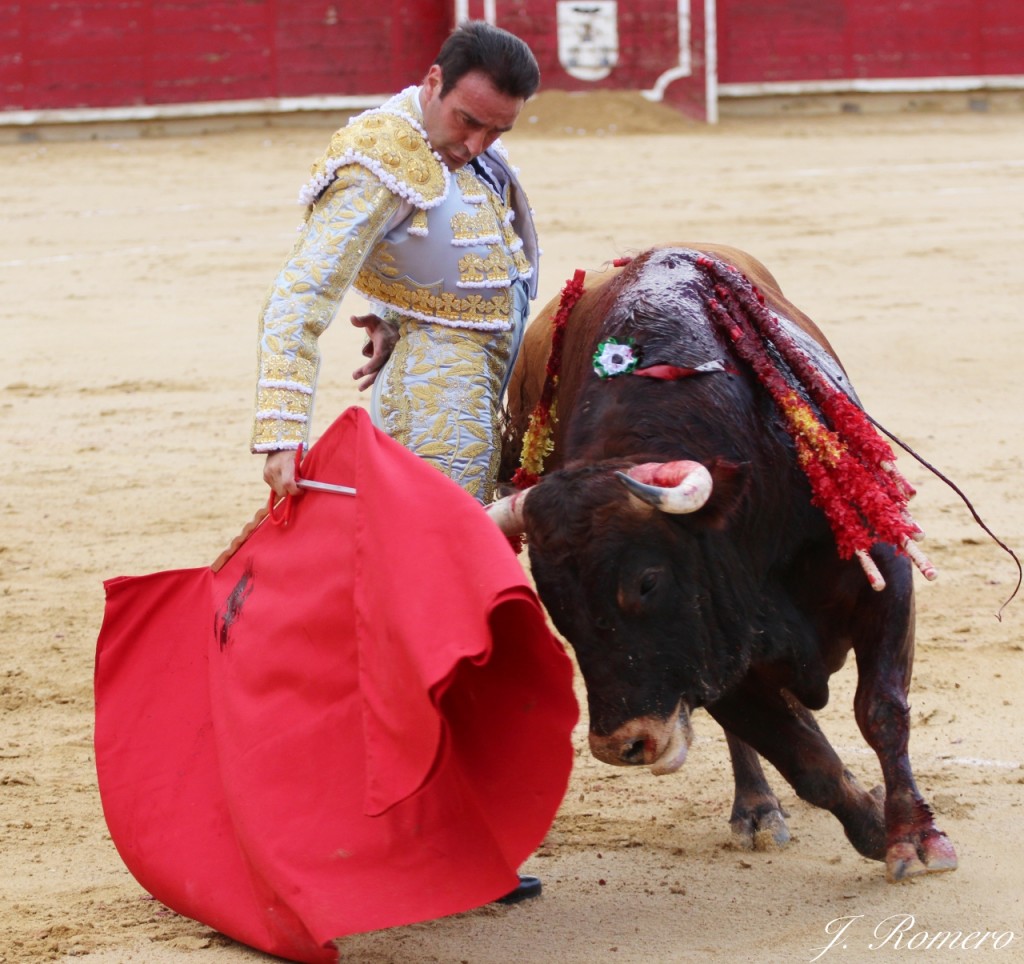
left=616, top=461, right=713, bottom=514
left=485, top=487, right=532, bottom=535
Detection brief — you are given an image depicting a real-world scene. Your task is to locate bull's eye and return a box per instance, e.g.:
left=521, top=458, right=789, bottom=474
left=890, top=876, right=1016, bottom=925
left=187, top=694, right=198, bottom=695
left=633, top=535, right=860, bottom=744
left=616, top=566, right=667, bottom=615
left=639, top=568, right=661, bottom=597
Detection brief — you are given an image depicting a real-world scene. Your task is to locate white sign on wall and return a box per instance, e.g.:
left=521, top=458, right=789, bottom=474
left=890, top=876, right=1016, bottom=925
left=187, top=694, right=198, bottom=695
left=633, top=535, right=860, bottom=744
left=556, top=1, right=619, bottom=81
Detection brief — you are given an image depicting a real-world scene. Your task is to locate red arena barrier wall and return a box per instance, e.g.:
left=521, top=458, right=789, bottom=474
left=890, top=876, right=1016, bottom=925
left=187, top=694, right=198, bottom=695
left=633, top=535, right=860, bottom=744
left=0, top=0, right=449, bottom=111
left=715, top=0, right=1024, bottom=86
left=2, top=0, right=1023, bottom=122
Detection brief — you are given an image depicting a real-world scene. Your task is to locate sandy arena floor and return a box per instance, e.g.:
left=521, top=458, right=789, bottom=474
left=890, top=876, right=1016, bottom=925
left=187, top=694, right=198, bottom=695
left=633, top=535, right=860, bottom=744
left=2, top=94, right=1023, bottom=962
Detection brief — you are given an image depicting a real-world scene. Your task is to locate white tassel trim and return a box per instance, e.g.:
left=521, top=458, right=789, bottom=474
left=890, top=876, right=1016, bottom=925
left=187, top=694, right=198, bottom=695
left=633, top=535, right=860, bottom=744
left=393, top=306, right=514, bottom=331
left=255, top=410, right=308, bottom=423
left=489, top=139, right=520, bottom=177
left=258, top=378, right=314, bottom=394
left=457, top=278, right=514, bottom=290
left=299, top=148, right=451, bottom=210
left=451, top=234, right=502, bottom=248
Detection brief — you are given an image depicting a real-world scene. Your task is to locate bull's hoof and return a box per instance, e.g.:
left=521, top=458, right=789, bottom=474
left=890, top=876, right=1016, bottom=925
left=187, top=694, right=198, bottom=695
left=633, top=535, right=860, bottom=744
left=730, top=806, right=792, bottom=851
left=841, top=784, right=887, bottom=861
left=885, top=831, right=958, bottom=883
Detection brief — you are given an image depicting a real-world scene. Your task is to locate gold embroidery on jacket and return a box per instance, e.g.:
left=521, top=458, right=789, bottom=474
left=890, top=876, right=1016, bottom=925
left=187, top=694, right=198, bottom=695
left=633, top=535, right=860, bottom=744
left=251, top=167, right=400, bottom=451
left=354, top=269, right=513, bottom=324
left=450, top=207, right=502, bottom=242
left=409, top=209, right=429, bottom=234
left=488, top=182, right=533, bottom=277
left=373, top=244, right=401, bottom=279
left=454, top=168, right=487, bottom=203
left=512, top=246, right=532, bottom=276
left=458, top=249, right=514, bottom=285
left=307, top=109, right=447, bottom=206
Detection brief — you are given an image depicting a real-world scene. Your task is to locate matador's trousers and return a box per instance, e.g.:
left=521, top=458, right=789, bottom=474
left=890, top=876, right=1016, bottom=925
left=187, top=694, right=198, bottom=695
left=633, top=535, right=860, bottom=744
left=370, top=280, right=528, bottom=505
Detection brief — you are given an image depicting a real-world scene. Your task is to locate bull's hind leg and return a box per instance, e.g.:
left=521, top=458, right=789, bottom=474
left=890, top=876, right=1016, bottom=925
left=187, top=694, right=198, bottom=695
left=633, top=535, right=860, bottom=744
left=724, top=732, right=791, bottom=850
left=709, top=689, right=888, bottom=863
left=851, top=549, right=957, bottom=882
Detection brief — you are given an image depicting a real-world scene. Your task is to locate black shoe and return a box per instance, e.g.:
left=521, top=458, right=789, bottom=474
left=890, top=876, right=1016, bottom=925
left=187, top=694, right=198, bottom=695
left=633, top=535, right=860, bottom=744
left=495, top=874, right=542, bottom=905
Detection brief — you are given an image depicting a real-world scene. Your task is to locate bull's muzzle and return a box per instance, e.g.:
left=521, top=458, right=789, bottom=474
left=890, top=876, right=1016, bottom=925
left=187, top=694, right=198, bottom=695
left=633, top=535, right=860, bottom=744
left=588, top=702, right=694, bottom=775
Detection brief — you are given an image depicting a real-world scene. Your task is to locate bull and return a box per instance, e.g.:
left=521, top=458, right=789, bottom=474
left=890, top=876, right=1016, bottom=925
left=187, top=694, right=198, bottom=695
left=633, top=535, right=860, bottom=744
left=490, top=244, right=956, bottom=882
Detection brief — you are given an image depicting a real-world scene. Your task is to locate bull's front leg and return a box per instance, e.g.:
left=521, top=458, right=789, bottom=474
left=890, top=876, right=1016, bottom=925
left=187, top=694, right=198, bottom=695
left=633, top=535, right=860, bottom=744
left=851, top=548, right=957, bottom=882
left=709, top=689, right=888, bottom=865
left=724, top=731, right=791, bottom=850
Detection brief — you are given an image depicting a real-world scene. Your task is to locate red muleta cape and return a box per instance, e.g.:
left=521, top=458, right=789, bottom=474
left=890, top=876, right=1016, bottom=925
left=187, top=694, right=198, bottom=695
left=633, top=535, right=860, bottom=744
left=94, top=407, right=578, bottom=963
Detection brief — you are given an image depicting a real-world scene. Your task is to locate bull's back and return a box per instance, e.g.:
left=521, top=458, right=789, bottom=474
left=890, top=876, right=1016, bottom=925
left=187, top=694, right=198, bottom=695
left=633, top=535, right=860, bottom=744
left=686, top=243, right=838, bottom=356
left=500, top=244, right=841, bottom=481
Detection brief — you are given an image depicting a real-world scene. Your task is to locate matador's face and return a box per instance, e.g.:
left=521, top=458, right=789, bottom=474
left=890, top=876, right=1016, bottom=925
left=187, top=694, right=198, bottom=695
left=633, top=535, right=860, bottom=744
left=419, top=65, right=524, bottom=171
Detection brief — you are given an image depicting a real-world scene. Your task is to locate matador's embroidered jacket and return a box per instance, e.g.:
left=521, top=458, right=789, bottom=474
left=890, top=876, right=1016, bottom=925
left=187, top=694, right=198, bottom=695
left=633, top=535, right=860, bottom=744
left=251, top=87, right=539, bottom=453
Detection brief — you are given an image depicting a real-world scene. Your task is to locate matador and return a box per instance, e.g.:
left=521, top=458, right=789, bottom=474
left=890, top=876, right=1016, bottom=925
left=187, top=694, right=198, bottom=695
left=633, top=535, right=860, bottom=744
left=251, top=75, right=539, bottom=504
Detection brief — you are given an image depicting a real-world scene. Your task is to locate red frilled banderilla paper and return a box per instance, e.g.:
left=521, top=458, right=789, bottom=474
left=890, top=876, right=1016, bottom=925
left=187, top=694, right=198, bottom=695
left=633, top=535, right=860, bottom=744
left=94, top=407, right=579, bottom=964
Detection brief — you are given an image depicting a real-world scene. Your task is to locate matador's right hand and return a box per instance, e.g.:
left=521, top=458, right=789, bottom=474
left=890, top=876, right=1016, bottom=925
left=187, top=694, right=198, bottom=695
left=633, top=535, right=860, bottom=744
left=264, top=450, right=301, bottom=497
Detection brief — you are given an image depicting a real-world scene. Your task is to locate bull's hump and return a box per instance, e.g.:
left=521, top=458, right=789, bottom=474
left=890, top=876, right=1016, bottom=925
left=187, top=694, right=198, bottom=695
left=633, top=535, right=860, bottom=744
left=615, top=247, right=852, bottom=399
left=606, top=250, right=722, bottom=362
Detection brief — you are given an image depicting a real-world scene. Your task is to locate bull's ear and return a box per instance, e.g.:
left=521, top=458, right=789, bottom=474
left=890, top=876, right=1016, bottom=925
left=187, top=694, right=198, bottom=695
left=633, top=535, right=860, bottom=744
left=698, top=458, right=749, bottom=529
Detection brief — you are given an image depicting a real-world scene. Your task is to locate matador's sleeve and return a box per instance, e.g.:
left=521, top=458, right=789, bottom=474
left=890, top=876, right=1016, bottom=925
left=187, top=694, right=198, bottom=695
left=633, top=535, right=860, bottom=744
left=251, top=166, right=403, bottom=453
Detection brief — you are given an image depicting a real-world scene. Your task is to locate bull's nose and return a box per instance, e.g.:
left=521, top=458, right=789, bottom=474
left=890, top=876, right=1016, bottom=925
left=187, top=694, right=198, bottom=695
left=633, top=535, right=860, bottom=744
left=619, top=737, right=649, bottom=766
left=588, top=702, right=693, bottom=772
left=588, top=730, right=652, bottom=767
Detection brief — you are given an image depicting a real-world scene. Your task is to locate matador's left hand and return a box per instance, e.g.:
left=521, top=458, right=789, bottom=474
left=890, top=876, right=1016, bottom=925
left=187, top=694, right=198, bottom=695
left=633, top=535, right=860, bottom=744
left=351, top=313, right=399, bottom=391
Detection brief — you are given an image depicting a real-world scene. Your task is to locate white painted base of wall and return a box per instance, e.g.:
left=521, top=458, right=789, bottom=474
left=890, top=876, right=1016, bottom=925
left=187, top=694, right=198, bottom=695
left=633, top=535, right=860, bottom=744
left=0, top=95, right=387, bottom=129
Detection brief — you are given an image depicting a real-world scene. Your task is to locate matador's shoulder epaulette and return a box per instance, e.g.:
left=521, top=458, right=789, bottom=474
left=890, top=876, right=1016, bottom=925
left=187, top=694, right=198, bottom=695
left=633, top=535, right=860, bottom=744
left=298, top=91, right=450, bottom=211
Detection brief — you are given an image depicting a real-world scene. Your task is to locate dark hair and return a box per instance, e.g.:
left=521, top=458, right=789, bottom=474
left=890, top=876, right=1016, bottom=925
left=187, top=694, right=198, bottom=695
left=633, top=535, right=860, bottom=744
left=434, top=21, right=540, bottom=100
